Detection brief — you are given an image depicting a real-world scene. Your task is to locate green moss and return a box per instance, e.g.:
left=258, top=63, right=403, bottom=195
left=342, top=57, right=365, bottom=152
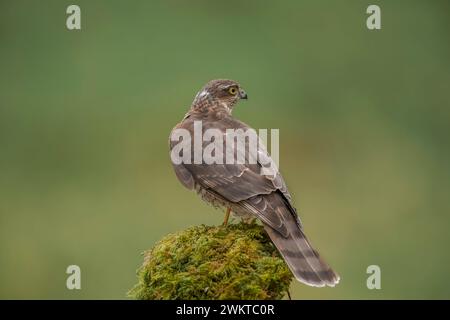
left=129, top=222, right=292, bottom=300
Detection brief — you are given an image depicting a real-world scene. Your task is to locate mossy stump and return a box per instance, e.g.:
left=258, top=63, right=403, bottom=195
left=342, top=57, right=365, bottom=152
left=129, top=222, right=293, bottom=300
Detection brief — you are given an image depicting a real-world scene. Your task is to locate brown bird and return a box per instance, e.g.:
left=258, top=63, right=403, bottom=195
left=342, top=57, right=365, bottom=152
left=169, top=79, right=339, bottom=287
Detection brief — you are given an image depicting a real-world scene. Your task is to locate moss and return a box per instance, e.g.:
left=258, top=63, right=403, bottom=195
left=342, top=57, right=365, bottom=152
left=129, top=222, right=293, bottom=300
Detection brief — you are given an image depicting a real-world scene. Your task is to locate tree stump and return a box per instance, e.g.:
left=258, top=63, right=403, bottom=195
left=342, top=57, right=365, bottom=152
left=129, top=222, right=293, bottom=300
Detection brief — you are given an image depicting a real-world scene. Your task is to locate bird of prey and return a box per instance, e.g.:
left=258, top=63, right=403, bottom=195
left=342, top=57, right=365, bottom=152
left=169, top=79, right=339, bottom=287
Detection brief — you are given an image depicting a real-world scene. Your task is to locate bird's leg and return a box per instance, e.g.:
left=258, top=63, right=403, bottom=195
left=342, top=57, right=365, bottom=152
left=223, top=207, right=231, bottom=226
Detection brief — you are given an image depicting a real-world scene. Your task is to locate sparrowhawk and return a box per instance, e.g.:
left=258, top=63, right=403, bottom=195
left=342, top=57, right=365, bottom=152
left=169, top=79, right=339, bottom=287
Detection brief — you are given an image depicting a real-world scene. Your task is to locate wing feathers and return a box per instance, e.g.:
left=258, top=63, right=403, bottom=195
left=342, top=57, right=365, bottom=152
left=170, top=111, right=339, bottom=287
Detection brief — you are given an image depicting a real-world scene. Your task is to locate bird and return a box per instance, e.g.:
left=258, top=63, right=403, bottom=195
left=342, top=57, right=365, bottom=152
left=169, top=79, right=340, bottom=287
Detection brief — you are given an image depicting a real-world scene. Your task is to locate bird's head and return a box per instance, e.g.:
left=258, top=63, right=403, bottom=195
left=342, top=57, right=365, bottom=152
left=191, top=79, right=248, bottom=113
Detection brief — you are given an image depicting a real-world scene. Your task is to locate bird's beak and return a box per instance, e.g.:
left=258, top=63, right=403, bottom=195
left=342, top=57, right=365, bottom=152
left=239, top=89, right=248, bottom=100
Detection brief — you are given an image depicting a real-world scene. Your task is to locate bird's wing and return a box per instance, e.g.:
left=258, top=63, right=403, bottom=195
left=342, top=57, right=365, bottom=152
left=169, top=115, right=301, bottom=233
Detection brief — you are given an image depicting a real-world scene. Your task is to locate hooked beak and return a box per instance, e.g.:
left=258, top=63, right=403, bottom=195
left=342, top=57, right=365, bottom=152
left=239, top=89, right=248, bottom=100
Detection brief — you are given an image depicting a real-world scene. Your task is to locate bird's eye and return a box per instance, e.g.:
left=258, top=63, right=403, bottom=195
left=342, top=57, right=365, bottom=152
left=228, top=87, right=237, bottom=95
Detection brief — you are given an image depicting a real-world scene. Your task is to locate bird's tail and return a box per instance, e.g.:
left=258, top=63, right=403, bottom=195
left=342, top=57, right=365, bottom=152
left=264, top=219, right=340, bottom=287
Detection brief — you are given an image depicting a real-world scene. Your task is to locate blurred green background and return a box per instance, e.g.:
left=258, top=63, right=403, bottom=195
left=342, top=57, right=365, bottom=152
left=1, top=0, right=449, bottom=299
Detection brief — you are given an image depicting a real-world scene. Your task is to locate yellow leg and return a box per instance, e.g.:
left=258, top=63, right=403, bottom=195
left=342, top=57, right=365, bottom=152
left=223, top=207, right=231, bottom=226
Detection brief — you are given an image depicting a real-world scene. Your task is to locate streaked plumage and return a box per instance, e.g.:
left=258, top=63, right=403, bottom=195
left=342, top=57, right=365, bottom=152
left=169, top=79, right=339, bottom=287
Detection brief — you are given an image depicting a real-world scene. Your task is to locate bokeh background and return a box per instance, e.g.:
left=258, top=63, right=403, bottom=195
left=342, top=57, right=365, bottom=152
left=1, top=0, right=449, bottom=299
